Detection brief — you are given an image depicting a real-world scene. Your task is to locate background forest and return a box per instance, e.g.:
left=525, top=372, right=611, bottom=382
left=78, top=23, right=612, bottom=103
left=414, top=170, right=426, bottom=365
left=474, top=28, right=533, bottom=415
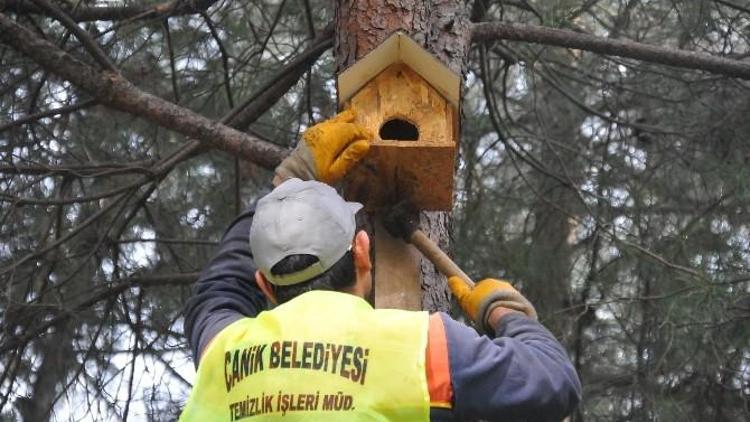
left=1, top=0, right=749, bottom=420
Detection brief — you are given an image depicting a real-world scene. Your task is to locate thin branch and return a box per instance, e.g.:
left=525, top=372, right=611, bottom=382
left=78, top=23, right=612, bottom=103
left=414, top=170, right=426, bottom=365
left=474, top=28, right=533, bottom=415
left=470, top=0, right=489, bottom=22
left=534, top=64, right=679, bottom=135
left=1, top=12, right=330, bottom=171
left=567, top=0, right=602, bottom=22
left=122, top=288, right=143, bottom=422
left=0, top=176, right=148, bottom=205
left=0, top=190, right=133, bottom=275
left=0, top=344, right=24, bottom=413
left=200, top=11, right=233, bottom=108
left=255, top=0, right=288, bottom=63
left=198, top=10, right=242, bottom=215
left=226, top=24, right=334, bottom=131
left=614, top=236, right=704, bottom=278
left=0, top=98, right=97, bottom=133
left=301, top=0, right=316, bottom=37
left=715, top=0, right=750, bottom=15
left=0, top=12, right=287, bottom=169
left=0, top=272, right=200, bottom=355
left=114, top=238, right=218, bottom=246
left=472, top=21, right=750, bottom=80
left=1, top=0, right=219, bottom=22
left=45, top=296, right=117, bottom=420
left=162, top=18, right=180, bottom=103
left=479, top=44, right=573, bottom=190
left=511, top=1, right=543, bottom=19
left=28, top=0, right=117, bottom=72
left=0, top=161, right=155, bottom=176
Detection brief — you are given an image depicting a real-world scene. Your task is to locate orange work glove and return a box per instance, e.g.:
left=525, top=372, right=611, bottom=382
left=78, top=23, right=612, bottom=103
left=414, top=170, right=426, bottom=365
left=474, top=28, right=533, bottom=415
left=275, top=109, right=372, bottom=185
left=448, top=277, right=538, bottom=334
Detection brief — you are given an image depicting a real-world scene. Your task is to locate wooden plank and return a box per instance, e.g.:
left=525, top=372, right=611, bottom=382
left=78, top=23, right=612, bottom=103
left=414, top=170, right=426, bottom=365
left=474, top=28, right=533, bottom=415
left=372, top=218, right=422, bottom=310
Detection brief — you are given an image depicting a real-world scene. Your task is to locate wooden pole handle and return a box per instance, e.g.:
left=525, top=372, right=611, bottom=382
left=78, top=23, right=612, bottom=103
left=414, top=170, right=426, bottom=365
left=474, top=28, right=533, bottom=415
left=409, top=230, right=475, bottom=288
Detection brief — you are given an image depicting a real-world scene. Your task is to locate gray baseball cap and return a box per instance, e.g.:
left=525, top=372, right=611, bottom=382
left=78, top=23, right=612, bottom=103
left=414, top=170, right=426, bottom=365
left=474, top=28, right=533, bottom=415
left=249, top=178, right=363, bottom=286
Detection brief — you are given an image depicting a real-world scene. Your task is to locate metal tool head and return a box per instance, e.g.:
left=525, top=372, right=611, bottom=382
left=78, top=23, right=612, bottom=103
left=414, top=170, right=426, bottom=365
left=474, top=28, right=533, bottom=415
left=382, top=200, right=419, bottom=241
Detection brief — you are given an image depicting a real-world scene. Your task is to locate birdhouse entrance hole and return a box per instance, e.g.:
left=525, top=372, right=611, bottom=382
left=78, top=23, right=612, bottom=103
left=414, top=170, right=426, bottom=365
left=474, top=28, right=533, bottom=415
left=380, top=118, right=419, bottom=141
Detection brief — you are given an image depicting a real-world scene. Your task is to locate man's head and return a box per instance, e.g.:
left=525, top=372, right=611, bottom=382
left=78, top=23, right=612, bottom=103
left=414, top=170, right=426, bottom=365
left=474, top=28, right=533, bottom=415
left=249, top=179, right=372, bottom=304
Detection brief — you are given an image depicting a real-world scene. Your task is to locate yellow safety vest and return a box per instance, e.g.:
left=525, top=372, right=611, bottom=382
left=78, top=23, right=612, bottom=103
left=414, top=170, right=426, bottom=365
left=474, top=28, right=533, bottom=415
left=180, top=290, right=430, bottom=421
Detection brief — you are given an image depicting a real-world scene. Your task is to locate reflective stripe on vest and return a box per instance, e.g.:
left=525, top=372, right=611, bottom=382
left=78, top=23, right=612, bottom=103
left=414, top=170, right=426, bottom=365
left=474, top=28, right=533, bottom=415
left=180, top=290, right=430, bottom=421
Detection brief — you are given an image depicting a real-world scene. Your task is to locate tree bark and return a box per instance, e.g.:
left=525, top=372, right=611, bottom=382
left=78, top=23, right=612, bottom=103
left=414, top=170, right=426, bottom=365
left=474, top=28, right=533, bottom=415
left=334, top=0, right=470, bottom=311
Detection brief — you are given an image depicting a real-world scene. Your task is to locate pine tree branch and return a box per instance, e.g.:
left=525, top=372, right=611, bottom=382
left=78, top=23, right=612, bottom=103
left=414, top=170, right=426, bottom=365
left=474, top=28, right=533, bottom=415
left=0, top=161, right=153, bottom=176
left=0, top=0, right=218, bottom=22
left=0, top=12, right=287, bottom=169
left=226, top=24, right=334, bottom=131
left=472, top=21, right=750, bottom=80
left=0, top=272, right=200, bottom=355
left=28, top=0, right=117, bottom=72
left=0, top=98, right=97, bottom=133
left=715, top=0, right=750, bottom=15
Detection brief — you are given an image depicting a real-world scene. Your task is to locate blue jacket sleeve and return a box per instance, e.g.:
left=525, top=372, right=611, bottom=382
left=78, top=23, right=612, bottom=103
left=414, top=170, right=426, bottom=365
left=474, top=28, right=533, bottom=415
left=183, top=209, right=268, bottom=366
left=442, top=313, right=581, bottom=421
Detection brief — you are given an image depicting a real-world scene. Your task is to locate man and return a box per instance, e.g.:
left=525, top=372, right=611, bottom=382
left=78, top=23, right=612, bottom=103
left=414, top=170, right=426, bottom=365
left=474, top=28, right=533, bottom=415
left=181, top=111, right=581, bottom=421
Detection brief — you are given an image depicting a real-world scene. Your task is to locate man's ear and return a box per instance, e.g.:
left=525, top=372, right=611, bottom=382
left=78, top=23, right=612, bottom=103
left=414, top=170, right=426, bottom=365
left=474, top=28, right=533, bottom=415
left=255, top=270, right=278, bottom=305
left=352, top=230, right=371, bottom=273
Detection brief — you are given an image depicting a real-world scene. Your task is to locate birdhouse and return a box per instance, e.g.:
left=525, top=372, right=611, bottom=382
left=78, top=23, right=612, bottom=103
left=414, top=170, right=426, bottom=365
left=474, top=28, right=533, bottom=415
left=338, top=32, right=460, bottom=211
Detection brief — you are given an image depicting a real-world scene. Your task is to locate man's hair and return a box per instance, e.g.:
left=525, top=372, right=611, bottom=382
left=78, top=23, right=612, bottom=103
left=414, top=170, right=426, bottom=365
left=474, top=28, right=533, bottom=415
left=270, top=250, right=356, bottom=304
left=268, top=212, right=371, bottom=304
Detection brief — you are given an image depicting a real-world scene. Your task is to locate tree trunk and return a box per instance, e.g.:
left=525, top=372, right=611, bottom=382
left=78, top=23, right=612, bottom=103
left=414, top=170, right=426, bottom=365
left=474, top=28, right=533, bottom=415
left=334, top=0, right=470, bottom=312
left=15, top=321, right=75, bottom=422
left=524, top=80, right=585, bottom=335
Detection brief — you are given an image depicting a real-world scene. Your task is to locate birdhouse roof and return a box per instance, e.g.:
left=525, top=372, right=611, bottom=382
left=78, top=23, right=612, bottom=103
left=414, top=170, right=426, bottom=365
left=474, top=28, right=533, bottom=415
left=338, top=32, right=460, bottom=109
